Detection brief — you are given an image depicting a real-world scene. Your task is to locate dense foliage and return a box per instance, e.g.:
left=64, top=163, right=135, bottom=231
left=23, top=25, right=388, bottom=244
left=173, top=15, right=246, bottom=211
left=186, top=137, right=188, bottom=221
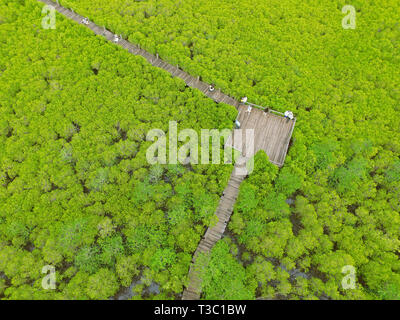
left=0, top=0, right=235, bottom=299
left=201, top=239, right=255, bottom=300
left=59, top=0, right=399, bottom=112
left=59, top=0, right=400, bottom=300
left=1, top=0, right=399, bottom=300
left=201, top=151, right=400, bottom=299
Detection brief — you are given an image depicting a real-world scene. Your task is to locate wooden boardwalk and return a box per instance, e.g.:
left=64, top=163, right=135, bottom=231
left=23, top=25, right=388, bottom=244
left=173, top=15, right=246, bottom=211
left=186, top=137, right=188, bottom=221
left=182, top=160, right=247, bottom=300
left=37, top=0, right=296, bottom=300
left=39, top=0, right=240, bottom=109
left=39, top=0, right=295, bottom=167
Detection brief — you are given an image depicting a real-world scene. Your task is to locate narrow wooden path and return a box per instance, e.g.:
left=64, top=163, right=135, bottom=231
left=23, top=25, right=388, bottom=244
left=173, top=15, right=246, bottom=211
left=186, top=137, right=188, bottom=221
left=37, top=0, right=296, bottom=300
left=39, top=0, right=240, bottom=109
left=182, top=160, right=247, bottom=300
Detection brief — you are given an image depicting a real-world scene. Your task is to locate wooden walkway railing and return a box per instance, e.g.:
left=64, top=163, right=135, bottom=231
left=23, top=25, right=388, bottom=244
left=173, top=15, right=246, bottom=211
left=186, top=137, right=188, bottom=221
left=242, top=101, right=285, bottom=117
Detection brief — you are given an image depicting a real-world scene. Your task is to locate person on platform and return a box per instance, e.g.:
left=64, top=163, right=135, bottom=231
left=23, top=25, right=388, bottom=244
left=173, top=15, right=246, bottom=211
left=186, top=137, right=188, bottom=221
left=284, top=111, right=294, bottom=122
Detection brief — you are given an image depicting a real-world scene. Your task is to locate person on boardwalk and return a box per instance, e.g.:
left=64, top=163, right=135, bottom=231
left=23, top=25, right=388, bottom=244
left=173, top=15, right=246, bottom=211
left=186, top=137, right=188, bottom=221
left=234, top=119, right=241, bottom=129
left=284, top=110, right=294, bottom=122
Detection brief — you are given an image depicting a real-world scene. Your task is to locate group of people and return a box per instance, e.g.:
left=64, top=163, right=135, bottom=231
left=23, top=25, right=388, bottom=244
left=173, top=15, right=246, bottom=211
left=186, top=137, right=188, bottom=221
left=81, top=18, right=120, bottom=44
left=233, top=96, right=294, bottom=128
left=242, top=96, right=294, bottom=120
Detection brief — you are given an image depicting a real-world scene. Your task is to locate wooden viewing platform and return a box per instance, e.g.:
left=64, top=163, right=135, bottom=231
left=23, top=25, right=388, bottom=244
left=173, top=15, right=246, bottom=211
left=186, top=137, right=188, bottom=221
left=36, top=0, right=296, bottom=300
left=226, top=104, right=296, bottom=167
